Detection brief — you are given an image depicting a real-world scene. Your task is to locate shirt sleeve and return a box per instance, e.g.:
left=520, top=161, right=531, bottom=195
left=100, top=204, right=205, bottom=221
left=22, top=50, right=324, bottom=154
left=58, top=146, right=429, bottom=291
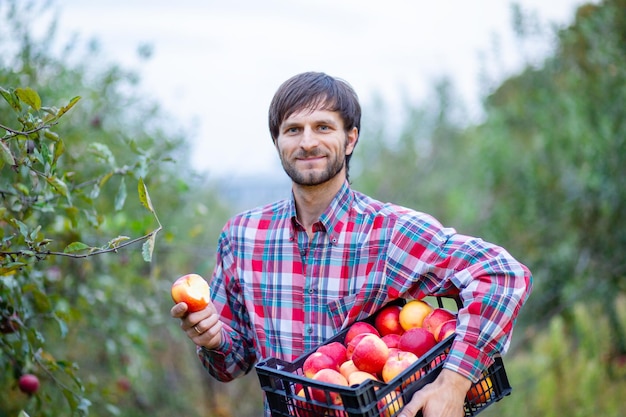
left=387, top=213, right=533, bottom=382
left=197, top=229, right=258, bottom=381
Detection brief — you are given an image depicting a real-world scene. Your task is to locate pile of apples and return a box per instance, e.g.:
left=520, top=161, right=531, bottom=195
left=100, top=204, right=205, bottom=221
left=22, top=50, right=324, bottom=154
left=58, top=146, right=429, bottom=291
left=294, top=299, right=457, bottom=412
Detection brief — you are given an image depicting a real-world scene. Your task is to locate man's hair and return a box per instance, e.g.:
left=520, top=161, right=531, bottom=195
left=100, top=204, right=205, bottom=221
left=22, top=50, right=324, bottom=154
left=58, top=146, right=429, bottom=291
left=269, top=71, right=361, bottom=140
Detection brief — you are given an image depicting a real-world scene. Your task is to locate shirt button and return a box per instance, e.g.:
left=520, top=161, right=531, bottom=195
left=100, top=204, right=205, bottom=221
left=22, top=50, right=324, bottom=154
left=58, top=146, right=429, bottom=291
left=308, top=288, right=314, bottom=294
left=307, top=327, right=313, bottom=334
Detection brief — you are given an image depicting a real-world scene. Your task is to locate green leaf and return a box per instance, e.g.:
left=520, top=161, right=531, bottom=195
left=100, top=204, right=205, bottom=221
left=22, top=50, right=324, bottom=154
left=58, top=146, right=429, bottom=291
left=15, top=87, right=42, bottom=111
left=142, top=233, right=156, bottom=262
left=89, top=142, right=116, bottom=166
left=63, top=242, right=90, bottom=253
left=0, top=87, right=21, bottom=112
left=49, top=138, right=64, bottom=166
left=137, top=177, right=154, bottom=213
left=57, top=96, right=81, bottom=118
left=0, top=140, right=15, bottom=166
left=114, top=177, right=127, bottom=211
left=18, top=411, right=31, bottom=417
left=46, top=176, right=69, bottom=198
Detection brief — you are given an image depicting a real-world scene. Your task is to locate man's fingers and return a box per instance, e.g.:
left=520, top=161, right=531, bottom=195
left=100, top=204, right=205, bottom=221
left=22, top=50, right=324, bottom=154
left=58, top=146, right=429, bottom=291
left=398, top=390, right=425, bottom=417
left=170, top=302, right=188, bottom=318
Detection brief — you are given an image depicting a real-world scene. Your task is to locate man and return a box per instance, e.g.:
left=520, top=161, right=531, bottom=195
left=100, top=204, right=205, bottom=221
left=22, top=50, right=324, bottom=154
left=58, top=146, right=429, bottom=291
left=171, top=71, right=532, bottom=417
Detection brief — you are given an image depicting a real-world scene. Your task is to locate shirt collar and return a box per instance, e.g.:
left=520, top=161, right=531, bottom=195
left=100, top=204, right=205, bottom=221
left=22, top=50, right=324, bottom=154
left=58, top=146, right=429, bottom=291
left=289, top=181, right=353, bottom=245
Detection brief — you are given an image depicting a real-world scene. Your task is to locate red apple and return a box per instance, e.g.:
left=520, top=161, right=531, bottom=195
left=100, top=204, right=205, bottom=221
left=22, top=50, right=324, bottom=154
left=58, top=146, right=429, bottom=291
left=316, top=342, right=347, bottom=368
left=18, top=374, right=40, bottom=394
left=398, top=328, right=437, bottom=358
left=351, top=334, right=389, bottom=375
left=435, top=319, right=457, bottom=342
left=381, top=333, right=401, bottom=349
left=346, top=332, right=376, bottom=360
left=310, top=368, right=348, bottom=404
left=381, top=350, right=418, bottom=383
left=422, top=308, right=456, bottom=336
left=344, top=321, right=380, bottom=345
left=303, top=352, right=338, bottom=378
left=170, top=273, right=211, bottom=312
left=374, top=304, right=404, bottom=336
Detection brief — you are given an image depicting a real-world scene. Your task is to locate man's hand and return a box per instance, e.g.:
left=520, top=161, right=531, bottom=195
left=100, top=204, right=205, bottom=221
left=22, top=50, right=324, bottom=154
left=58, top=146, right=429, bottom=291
left=170, top=300, right=223, bottom=350
left=398, top=369, right=472, bottom=417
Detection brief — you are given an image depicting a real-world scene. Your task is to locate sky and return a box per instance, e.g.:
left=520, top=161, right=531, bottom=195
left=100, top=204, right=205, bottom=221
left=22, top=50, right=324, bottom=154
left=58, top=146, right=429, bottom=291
left=52, top=0, right=589, bottom=178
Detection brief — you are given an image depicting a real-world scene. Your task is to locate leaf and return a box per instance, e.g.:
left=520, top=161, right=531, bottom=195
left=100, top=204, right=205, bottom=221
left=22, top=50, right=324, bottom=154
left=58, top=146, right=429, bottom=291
left=142, top=233, right=156, bottom=262
left=107, top=235, right=130, bottom=249
left=63, top=242, right=91, bottom=254
left=0, top=87, right=20, bottom=112
left=114, top=177, right=127, bottom=211
left=46, top=176, right=70, bottom=198
left=89, top=143, right=116, bottom=166
left=18, top=411, right=31, bottom=417
left=57, top=96, right=81, bottom=118
left=15, top=87, right=42, bottom=111
left=0, top=140, right=15, bottom=166
left=137, top=178, right=154, bottom=213
left=52, top=138, right=65, bottom=165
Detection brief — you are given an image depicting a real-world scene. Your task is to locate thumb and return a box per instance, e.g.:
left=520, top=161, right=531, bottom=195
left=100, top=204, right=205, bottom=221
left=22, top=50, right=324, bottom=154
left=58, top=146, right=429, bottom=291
left=398, top=390, right=425, bottom=417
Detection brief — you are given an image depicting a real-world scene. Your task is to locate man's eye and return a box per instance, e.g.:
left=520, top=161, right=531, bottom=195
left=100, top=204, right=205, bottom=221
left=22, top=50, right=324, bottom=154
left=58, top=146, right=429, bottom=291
left=318, top=125, right=329, bottom=131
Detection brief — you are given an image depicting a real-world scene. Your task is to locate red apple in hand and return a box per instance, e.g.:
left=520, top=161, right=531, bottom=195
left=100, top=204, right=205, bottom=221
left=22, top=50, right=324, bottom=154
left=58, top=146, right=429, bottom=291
left=171, top=273, right=211, bottom=312
left=374, top=304, right=404, bottom=336
left=303, top=352, right=338, bottom=378
left=398, top=328, right=437, bottom=357
left=351, top=334, right=389, bottom=375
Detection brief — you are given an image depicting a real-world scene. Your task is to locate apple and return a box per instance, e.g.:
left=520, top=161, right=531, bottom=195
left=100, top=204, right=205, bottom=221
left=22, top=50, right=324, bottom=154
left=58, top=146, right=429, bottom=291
left=351, top=334, right=389, bottom=375
left=399, top=299, right=433, bottom=330
left=316, top=342, right=347, bottom=368
left=398, top=328, right=437, bottom=357
left=339, top=359, right=359, bottom=380
left=294, top=388, right=323, bottom=417
left=344, top=321, right=380, bottom=346
left=379, top=390, right=404, bottom=417
left=310, top=368, right=348, bottom=404
left=381, top=333, right=401, bottom=349
left=302, top=352, right=337, bottom=378
left=347, top=370, right=379, bottom=386
left=18, top=374, right=40, bottom=395
left=422, top=308, right=456, bottom=335
left=381, top=350, right=418, bottom=383
left=466, top=376, right=493, bottom=404
left=170, top=273, right=211, bottom=312
left=435, top=319, right=457, bottom=342
left=346, top=332, right=376, bottom=360
left=374, top=304, right=404, bottom=336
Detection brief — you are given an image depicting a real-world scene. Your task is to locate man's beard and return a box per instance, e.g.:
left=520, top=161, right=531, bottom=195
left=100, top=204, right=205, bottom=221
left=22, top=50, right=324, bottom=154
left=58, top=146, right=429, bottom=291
left=281, top=150, right=346, bottom=186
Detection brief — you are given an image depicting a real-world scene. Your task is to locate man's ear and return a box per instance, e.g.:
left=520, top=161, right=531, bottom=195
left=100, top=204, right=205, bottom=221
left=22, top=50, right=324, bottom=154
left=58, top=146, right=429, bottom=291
left=345, top=127, right=359, bottom=155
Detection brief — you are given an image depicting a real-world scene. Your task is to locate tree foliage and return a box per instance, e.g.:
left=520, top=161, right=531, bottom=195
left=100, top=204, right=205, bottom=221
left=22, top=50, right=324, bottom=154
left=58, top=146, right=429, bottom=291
left=1, top=1, right=232, bottom=416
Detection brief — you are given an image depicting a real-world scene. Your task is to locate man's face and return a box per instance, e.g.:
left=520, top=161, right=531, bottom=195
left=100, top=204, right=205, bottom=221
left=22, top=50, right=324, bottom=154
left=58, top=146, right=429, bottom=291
left=275, top=108, right=358, bottom=186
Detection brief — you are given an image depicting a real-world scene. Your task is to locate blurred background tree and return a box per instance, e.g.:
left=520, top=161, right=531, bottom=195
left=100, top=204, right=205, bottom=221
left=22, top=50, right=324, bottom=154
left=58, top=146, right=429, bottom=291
left=1, top=0, right=625, bottom=416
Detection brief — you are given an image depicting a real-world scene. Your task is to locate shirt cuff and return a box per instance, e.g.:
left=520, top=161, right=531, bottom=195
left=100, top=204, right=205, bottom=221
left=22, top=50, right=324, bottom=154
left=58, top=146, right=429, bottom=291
left=443, top=339, right=494, bottom=382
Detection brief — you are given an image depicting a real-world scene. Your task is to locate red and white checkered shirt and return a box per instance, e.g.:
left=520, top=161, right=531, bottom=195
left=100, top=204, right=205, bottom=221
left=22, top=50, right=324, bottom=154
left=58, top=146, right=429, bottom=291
left=200, top=181, right=532, bottom=385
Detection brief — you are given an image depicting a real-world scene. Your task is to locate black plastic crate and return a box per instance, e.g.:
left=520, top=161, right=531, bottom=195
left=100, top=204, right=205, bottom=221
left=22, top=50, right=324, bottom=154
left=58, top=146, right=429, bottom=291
left=256, top=298, right=512, bottom=417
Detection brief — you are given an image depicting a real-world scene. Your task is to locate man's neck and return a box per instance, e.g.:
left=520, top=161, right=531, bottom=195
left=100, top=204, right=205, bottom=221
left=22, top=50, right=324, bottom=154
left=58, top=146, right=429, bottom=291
left=292, top=174, right=345, bottom=235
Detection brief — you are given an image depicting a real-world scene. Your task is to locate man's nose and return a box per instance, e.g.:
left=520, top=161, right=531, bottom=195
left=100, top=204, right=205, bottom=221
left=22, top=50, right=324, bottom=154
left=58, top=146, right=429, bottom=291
left=300, top=126, right=319, bottom=149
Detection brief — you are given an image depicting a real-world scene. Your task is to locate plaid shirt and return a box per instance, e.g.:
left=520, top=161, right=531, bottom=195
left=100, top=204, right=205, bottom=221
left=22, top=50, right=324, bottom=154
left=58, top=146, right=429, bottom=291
left=200, top=181, right=532, bottom=386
